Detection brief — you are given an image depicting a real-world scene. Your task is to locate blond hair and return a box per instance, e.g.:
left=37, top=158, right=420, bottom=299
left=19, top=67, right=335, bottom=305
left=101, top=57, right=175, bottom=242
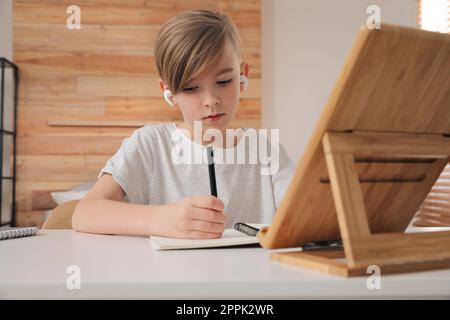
left=154, top=9, right=243, bottom=94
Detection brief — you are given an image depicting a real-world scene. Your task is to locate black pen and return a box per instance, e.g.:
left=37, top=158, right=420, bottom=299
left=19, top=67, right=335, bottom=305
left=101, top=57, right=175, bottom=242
left=206, top=146, right=217, bottom=197
left=302, top=240, right=343, bottom=251
left=234, top=222, right=259, bottom=237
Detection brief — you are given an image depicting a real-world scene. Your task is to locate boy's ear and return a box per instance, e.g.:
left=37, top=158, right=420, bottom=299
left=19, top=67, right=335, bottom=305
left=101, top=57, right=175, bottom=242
left=240, top=61, right=250, bottom=91
left=159, top=79, right=164, bottom=91
left=240, top=61, right=249, bottom=78
left=240, top=62, right=250, bottom=92
left=159, top=79, right=168, bottom=92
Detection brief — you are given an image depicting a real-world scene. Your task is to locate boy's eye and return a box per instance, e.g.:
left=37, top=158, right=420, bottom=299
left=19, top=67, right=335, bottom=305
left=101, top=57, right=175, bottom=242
left=182, top=79, right=233, bottom=93
left=217, top=79, right=233, bottom=86
left=183, top=86, right=198, bottom=92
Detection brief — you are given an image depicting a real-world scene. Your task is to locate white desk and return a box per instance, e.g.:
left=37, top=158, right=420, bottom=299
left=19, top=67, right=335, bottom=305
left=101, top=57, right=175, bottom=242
left=1, top=230, right=449, bottom=299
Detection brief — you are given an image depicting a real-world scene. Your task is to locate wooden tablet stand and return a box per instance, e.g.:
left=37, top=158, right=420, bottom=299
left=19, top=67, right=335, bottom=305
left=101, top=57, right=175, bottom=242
left=269, top=131, right=450, bottom=277
left=257, top=25, right=450, bottom=277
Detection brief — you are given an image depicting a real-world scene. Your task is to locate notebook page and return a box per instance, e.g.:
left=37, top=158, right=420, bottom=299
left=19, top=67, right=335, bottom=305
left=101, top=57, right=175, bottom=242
left=150, top=228, right=259, bottom=250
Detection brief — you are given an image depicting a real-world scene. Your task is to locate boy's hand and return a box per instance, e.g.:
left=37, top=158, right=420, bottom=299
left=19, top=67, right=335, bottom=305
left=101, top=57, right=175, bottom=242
left=157, top=196, right=227, bottom=239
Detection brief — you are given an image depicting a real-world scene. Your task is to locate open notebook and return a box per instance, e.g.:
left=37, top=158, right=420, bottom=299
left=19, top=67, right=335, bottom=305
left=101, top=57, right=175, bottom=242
left=150, top=224, right=266, bottom=250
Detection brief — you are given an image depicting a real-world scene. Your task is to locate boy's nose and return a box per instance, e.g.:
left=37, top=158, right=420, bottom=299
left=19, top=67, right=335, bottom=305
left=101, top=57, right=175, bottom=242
left=203, top=91, right=222, bottom=108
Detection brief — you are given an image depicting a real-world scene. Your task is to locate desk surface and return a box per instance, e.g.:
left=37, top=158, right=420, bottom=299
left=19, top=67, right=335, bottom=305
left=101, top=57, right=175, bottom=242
left=1, top=230, right=450, bottom=299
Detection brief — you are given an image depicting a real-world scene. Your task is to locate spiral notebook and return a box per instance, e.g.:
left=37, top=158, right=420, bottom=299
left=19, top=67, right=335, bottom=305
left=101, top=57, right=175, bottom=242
left=0, top=227, right=39, bottom=240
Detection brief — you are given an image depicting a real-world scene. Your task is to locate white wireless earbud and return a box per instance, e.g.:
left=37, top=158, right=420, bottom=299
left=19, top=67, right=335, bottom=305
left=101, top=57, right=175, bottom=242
left=240, top=74, right=248, bottom=91
left=163, top=89, right=174, bottom=107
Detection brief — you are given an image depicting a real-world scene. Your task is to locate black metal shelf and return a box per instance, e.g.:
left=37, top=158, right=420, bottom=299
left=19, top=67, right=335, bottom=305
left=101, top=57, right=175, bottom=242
left=0, top=57, right=19, bottom=227
left=1, top=129, right=15, bottom=135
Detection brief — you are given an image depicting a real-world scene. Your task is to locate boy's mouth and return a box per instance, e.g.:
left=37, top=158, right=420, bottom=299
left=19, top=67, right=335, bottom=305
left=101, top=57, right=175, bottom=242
left=203, top=113, right=225, bottom=122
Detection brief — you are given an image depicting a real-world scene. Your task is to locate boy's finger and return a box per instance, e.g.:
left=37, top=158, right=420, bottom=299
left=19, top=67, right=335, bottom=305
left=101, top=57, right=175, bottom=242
left=189, top=219, right=225, bottom=234
left=190, top=195, right=225, bottom=212
left=192, top=208, right=227, bottom=224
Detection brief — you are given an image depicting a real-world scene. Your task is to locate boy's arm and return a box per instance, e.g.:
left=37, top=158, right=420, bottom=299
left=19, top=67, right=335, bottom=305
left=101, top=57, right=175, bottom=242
left=72, top=173, right=161, bottom=236
left=72, top=173, right=227, bottom=238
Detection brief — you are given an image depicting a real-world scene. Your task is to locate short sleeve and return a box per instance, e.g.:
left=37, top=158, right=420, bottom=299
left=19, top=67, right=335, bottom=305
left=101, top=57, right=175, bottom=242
left=98, top=128, right=152, bottom=205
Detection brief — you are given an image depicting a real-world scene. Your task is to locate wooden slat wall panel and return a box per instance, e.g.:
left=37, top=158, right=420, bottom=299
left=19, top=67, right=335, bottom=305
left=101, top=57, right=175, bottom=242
left=13, top=0, right=261, bottom=226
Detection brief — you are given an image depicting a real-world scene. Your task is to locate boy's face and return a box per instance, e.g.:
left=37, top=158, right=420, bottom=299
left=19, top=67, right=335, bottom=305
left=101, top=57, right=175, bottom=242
left=160, top=42, right=249, bottom=137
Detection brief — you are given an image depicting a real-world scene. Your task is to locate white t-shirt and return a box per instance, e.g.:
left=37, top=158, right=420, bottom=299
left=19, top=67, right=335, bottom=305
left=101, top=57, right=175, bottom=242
left=98, top=123, right=294, bottom=228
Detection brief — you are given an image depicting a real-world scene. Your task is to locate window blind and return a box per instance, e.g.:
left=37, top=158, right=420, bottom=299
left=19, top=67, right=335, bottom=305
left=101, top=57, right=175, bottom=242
left=413, top=0, right=450, bottom=227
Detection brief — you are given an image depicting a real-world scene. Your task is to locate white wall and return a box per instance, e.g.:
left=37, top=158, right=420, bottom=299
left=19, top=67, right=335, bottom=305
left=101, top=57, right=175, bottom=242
left=261, top=0, right=418, bottom=163
left=0, top=0, right=13, bottom=60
